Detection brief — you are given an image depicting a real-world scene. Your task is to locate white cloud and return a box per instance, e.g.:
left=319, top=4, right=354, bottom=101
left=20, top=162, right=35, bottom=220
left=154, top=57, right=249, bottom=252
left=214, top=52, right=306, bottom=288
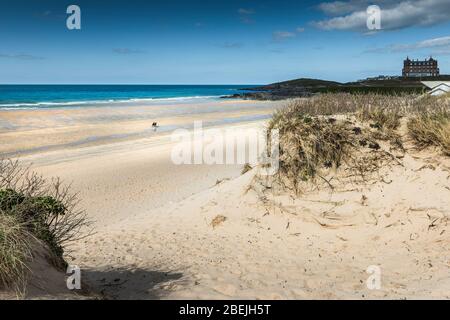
left=272, top=27, right=305, bottom=42
left=318, top=0, right=394, bottom=16
left=272, top=31, right=297, bottom=41
left=314, top=0, right=450, bottom=31
left=238, top=8, right=254, bottom=15
left=238, top=8, right=255, bottom=24
left=0, top=53, right=44, bottom=60
left=220, top=42, right=244, bottom=49
left=113, top=48, right=146, bottom=54
left=319, top=1, right=366, bottom=15
left=365, top=36, right=450, bottom=55
left=394, top=36, right=450, bottom=51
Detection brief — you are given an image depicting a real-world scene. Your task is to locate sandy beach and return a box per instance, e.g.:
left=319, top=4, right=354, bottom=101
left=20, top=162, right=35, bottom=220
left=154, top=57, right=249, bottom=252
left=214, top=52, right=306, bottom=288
left=2, top=0, right=450, bottom=305
left=1, top=97, right=448, bottom=300
left=0, top=99, right=277, bottom=157
left=0, top=99, right=279, bottom=299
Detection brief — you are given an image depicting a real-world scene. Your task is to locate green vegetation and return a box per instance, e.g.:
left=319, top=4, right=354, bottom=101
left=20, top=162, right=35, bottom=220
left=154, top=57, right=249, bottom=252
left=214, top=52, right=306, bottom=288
left=245, top=77, right=437, bottom=96
left=0, top=159, right=88, bottom=294
left=0, top=214, right=32, bottom=295
left=265, top=78, right=342, bottom=89
left=316, top=86, right=425, bottom=95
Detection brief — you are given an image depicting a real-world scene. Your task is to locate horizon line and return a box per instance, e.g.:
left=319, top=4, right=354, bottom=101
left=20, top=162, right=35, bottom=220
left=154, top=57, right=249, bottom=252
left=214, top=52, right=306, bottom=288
left=0, top=83, right=265, bottom=86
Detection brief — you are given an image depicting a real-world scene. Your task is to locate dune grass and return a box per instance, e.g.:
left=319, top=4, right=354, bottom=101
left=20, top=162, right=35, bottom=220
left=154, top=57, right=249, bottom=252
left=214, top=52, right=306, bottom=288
left=266, top=93, right=449, bottom=192
left=356, top=106, right=402, bottom=130
left=268, top=109, right=391, bottom=192
left=0, top=214, right=33, bottom=296
left=269, top=93, right=410, bottom=131
left=0, top=159, right=89, bottom=294
left=269, top=112, right=354, bottom=190
left=407, top=107, right=450, bottom=156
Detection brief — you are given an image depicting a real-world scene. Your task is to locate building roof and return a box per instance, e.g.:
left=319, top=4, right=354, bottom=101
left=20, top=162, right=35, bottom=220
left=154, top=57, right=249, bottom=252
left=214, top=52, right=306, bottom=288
left=421, top=81, right=450, bottom=89
left=405, top=56, right=437, bottom=62
left=430, top=87, right=449, bottom=96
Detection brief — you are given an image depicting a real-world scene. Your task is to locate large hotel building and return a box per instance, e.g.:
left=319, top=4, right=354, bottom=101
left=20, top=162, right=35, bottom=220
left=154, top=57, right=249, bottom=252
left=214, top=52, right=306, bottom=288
left=402, top=57, right=439, bottom=77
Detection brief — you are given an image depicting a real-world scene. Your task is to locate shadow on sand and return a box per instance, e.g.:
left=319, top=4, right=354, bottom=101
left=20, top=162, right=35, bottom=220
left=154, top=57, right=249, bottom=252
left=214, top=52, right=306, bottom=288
left=82, top=268, right=185, bottom=300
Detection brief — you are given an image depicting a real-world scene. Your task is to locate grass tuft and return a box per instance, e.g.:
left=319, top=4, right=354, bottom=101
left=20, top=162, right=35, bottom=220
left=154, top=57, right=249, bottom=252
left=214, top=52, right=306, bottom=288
left=407, top=107, right=450, bottom=156
left=0, top=159, right=90, bottom=294
left=241, top=163, right=253, bottom=175
left=0, top=214, right=33, bottom=296
left=265, top=93, right=436, bottom=192
left=356, top=106, right=402, bottom=130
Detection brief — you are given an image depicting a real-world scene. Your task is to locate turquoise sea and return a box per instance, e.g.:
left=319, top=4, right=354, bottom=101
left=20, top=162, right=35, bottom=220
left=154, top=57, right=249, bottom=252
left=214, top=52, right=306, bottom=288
left=0, top=85, right=256, bottom=109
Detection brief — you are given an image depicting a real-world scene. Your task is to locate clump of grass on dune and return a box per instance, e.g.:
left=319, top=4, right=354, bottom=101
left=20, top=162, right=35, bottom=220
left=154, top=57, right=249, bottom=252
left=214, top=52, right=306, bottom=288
left=407, top=106, right=450, bottom=156
left=271, top=93, right=411, bottom=130
left=269, top=93, right=365, bottom=121
left=0, top=159, right=89, bottom=295
left=276, top=93, right=359, bottom=117
left=356, top=104, right=404, bottom=152
left=356, top=106, right=402, bottom=130
left=269, top=113, right=353, bottom=190
left=267, top=111, right=395, bottom=193
left=0, top=214, right=32, bottom=296
left=266, top=93, right=414, bottom=193
left=264, top=92, right=450, bottom=195
left=353, top=93, right=410, bottom=132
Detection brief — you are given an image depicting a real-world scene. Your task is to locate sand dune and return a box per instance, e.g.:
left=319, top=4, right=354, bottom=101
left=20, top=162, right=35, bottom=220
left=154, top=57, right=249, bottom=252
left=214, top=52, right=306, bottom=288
left=10, top=118, right=447, bottom=299
left=69, top=148, right=450, bottom=299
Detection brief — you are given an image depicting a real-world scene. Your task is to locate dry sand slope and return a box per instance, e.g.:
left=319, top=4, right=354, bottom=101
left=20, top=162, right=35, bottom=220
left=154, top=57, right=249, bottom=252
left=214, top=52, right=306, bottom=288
left=69, top=143, right=450, bottom=299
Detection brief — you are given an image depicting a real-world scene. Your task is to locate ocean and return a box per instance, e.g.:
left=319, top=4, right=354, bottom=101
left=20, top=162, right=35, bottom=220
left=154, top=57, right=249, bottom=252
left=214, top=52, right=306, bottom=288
left=0, top=85, right=255, bottom=109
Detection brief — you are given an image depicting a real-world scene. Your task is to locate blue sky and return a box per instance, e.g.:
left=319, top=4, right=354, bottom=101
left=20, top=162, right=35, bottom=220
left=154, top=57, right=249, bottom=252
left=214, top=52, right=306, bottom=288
left=1, top=0, right=450, bottom=84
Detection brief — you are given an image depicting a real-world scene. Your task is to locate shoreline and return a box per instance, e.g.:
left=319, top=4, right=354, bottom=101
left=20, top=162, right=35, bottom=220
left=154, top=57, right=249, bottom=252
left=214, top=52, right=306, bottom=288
left=0, top=99, right=278, bottom=157
left=1, top=114, right=272, bottom=158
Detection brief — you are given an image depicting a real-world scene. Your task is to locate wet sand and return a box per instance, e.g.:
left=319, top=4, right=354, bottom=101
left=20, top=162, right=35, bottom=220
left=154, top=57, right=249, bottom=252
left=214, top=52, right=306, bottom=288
left=0, top=99, right=277, bottom=156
